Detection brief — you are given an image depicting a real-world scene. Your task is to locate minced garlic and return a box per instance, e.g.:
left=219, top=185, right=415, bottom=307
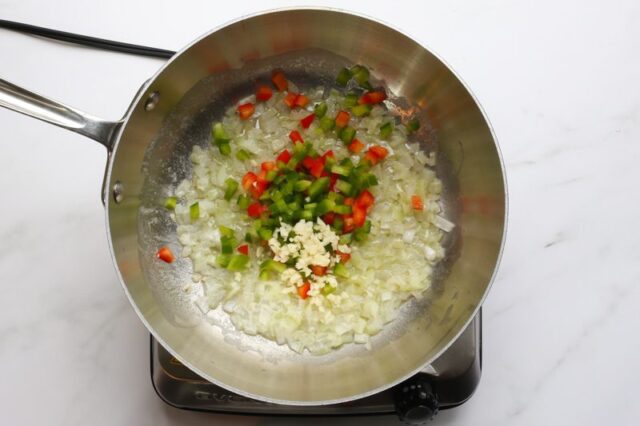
left=268, top=218, right=342, bottom=292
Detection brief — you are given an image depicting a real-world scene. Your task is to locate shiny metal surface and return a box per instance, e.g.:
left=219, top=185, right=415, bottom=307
left=0, top=8, right=506, bottom=405
left=0, top=78, right=121, bottom=148
left=150, top=311, right=482, bottom=414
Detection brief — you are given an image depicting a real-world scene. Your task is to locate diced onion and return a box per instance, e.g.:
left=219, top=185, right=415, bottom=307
left=433, top=215, right=455, bottom=232
left=172, top=88, right=446, bottom=355
left=403, top=229, right=416, bottom=243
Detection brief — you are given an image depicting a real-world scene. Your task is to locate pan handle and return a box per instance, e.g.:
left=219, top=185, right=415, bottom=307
left=0, top=78, right=122, bottom=150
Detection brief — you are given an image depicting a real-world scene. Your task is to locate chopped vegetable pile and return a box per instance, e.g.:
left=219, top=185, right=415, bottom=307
left=159, top=66, right=451, bottom=354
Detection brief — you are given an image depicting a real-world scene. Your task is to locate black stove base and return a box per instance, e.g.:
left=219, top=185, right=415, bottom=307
left=150, top=311, right=481, bottom=422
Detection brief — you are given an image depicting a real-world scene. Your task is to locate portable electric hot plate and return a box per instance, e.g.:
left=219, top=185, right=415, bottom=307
left=150, top=311, right=481, bottom=424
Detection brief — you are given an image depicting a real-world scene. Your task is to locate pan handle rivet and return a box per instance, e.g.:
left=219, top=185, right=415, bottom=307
left=112, top=181, right=124, bottom=203
left=144, top=91, right=160, bottom=111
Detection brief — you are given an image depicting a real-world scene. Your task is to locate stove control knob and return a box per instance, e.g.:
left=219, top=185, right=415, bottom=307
left=394, top=377, right=439, bottom=424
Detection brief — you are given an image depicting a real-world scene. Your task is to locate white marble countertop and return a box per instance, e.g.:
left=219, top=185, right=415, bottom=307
left=1, top=0, right=639, bottom=425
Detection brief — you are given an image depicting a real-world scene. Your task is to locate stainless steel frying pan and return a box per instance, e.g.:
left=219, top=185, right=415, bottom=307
left=0, top=8, right=506, bottom=404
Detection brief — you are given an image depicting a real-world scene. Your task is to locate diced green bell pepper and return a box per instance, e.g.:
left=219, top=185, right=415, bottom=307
left=216, top=254, right=231, bottom=268
left=335, top=179, right=353, bottom=196
left=307, top=177, right=330, bottom=199
left=224, top=178, right=238, bottom=201
left=164, top=196, right=177, bottom=210
left=350, top=65, right=371, bottom=89
left=330, top=165, right=350, bottom=176
left=227, top=254, right=249, bottom=271
left=294, top=179, right=312, bottom=192
left=288, top=200, right=301, bottom=212
left=380, top=122, right=394, bottom=139
left=321, top=285, right=336, bottom=296
left=344, top=92, right=359, bottom=108
left=304, top=202, right=318, bottom=211
left=219, top=225, right=234, bottom=238
left=272, top=198, right=288, bottom=214
left=333, top=262, right=349, bottom=278
left=333, top=216, right=344, bottom=233
left=220, top=235, right=236, bottom=254
left=235, top=148, right=252, bottom=161
left=319, top=116, right=336, bottom=132
left=351, top=104, right=371, bottom=117
left=314, top=102, right=328, bottom=118
left=339, top=233, right=353, bottom=245
left=265, top=170, right=278, bottom=182
left=300, top=210, right=314, bottom=221
left=212, top=123, right=231, bottom=155
left=336, top=68, right=352, bottom=86
left=324, top=155, right=337, bottom=170
left=332, top=204, right=352, bottom=215
left=258, top=227, right=273, bottom=241
left=316, top=198, right=335, bottom=215
left=259, top=259, right=287, bottom=279
left=217, top=141, right=231, bottom=156
left=189, top=202, right=200, bottom=221
left=212, top=122, right=229, bottom=142
left=340, top=126, right=356, bottom=144
left=353, top=220, right=372, bottom=242
left=237, top=195, right=250, bottom=210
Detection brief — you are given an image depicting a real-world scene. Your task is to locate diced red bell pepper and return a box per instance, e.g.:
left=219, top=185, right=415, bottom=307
left=297, top=281, right=311, bottom=299
left=237, top=102, right=255, bottom=120
left=310, top=161, right=324, bottom=178
left=356, top=189, right=375, bottom=210
left=322, top=150, right=335, bottom=160
left=352, top=205, right=367, bottom=228
left=335, top=110, right=350, bottom=128
left=344, top=197, right=354, bottom=206
left=256, top=85, right=273, bottom=101
left=311, top=265, right=327, bottom=276
left=242, top=171, right=258, bottom=190
left=284, top=92, right=298, bottom=108
left=246, top=171, right=268, bottom=198
left=363, top=151, right=379, bottom=166
left=322, top=212, right=336, bottom=225
left=295, top=94, right=309, bottom=108
left=289, top=130, right=304, bottom=144
left=302, top=156, right=324, bottom=178
left=368, top=145, right=389, bottom=160
left=302, top=156, right=316, bottom=170
left=284, top=92, right=309, bottom=109
left=271, top=70, right=288, bottom=91
left=348, top=139, right=365, bottom=154
left=359, top=91, right=387, bottom=105
left=249, top=180, right=268, bottom=198
left=261, top=161, right=277, bottom=172
left=336, top=250, right=351, bottom=263
left=411, top=195, right=424, bottom=211
left=343, top=216, right=356, bottom=233
left=237, top=244, right=249, bottom=255
left=300, top=113, right=315, bottom=129
left=276, top=149, right=291, bottom=164
left=248, top=202, right=267, bottom=218
left=329, top=173, right=338, bottom=191
left=156, top=246, right=175, bottom=263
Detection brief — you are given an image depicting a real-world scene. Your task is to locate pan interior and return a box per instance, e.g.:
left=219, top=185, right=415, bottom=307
left=137, top=47, right=460, bottom=364
left=106, top=9, right=505, bottom=404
